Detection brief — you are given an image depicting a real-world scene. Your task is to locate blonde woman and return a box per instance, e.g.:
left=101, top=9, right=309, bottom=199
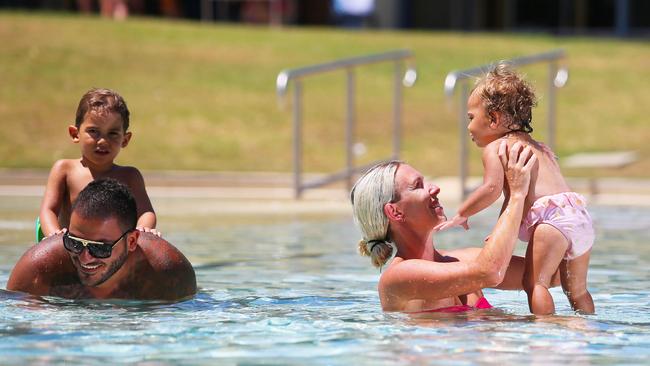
left=350, top=142, right=557, bottom=313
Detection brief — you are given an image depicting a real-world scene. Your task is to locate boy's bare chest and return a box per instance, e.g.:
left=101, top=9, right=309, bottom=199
left=66, top=170, right=93, bottom=203
left=66, top=166, right=129, bottom=203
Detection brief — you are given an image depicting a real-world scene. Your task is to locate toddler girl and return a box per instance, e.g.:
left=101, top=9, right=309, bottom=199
left=437, top=63, right=595, bottom=315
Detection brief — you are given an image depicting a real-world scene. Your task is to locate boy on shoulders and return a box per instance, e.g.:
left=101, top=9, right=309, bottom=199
left=39, top=88, right=158, bottom=239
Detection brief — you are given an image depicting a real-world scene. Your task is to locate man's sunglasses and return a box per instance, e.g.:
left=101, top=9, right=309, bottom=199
left=63, top=228, right=134, bottom=259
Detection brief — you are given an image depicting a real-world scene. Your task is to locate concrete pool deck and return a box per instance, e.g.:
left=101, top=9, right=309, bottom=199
left=1, top=169, right=650, bottom=216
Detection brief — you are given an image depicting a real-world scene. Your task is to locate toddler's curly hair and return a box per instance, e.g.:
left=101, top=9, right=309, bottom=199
left=473, top=62, right=537, bottom=133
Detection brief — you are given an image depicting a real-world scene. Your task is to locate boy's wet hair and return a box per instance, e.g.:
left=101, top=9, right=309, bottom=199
left=473, top=62, right=537, bottom=133
left=75, top=88, right=130, bottom=131
left=71, top=178, right=137, bottom=231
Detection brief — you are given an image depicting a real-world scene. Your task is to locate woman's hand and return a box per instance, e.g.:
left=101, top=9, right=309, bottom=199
left=498, top=141, right=536, bottom=198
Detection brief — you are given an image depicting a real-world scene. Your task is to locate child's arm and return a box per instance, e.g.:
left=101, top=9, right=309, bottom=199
left=436, top=141, right=505, bottom=231
left=125, top=168, right=158, bottom=235
left=39, top=160, right=68, bottom=237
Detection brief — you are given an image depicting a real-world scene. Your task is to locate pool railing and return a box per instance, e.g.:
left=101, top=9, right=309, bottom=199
left=277, top=50, right=417, bottom=199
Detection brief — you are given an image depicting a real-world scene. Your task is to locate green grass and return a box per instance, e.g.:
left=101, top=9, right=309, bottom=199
left=1, top=11, right=649, bottom=178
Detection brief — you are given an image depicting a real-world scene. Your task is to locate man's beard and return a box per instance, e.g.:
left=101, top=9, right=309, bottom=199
left=78, top=242, right=128, bottom=287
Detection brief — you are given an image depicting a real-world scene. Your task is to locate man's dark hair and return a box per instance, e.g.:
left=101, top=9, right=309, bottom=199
left=71, top=178, right=137, bottom=231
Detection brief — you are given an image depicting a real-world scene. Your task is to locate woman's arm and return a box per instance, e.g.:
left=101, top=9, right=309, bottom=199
left=439, top=250, right=562, bottom=291
left=382, top=142, right=536, bottom=308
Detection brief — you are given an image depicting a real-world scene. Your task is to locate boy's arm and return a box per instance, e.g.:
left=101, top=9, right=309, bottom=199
left=39, top=160, right=68, bottom=237
left=436, top=141, right=505, bottom=231
left=126, top=168, right=157, bottom=231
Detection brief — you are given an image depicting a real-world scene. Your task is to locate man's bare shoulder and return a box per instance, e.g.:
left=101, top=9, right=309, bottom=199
left=23, top=235, right=69, bottom=266
left=136, top=232, right=197, bottom=299
left=137, top=233, right=194, bottom=272
left=6, top=235, right=73, bottom=294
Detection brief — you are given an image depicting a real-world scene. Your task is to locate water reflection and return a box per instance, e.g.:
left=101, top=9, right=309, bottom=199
left=0, top=204, right=648, bottom=364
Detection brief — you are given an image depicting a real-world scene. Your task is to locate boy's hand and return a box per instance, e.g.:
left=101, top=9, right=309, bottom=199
left=46, top=228, right=67, bottom=238
left=434, top=214, right=469, bottom=232
left=137, top=227, right=162, bottom=237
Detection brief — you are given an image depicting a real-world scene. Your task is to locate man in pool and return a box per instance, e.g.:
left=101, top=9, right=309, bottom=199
left=7, top=178, right=196, bottom=301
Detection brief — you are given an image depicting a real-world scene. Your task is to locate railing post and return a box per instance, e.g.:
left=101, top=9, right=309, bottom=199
left=277, top=50, right=416, bottom=199
left=346, top=68, right=355, bottom=192
left=547, top=61, right=558, bottom=152
left=392, top=61, right=403, bottom=160
left=293, top=80, right=303, bottom=199
left=459, top=82, right=469, bottom=199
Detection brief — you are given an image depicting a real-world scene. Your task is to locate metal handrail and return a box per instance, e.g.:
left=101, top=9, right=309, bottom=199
left=276, top=50, right=417, bottom=198
left=444, top=49, right=568, bottom=199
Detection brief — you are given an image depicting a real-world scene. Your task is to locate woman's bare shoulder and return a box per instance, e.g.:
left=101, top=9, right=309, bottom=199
left=378, top=251, right=485, bottom=311
left=379, top=255, right=461, bottom=286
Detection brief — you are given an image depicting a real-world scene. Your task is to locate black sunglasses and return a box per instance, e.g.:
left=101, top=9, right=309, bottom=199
left=63, top=228, right=134, bottom=259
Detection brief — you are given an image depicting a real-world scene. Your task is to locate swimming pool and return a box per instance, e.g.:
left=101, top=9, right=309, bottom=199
left=1, top=196, right=649, bottom=365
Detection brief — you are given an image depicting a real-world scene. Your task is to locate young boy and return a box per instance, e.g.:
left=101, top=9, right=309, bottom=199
left=38, top=88, right=159, bottom=240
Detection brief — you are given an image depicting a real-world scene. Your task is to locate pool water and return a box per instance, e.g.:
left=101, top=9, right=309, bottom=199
left=1, top=196, right=649, bottom=365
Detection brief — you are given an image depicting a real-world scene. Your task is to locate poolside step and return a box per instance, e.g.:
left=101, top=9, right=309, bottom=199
left=563, top=151, right=638, bottom=169
left=563, top=151, right=639, bottom=197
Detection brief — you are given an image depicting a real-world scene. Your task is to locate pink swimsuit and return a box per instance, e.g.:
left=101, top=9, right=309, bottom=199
left=410, top=297, right=493, bottom=314
left=519, top=192, right=595, bottom=260
left=517, top=142, right=595, bottom=260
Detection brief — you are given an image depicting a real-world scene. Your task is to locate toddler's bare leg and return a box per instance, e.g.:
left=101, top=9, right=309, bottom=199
left=560, top=251, right=595, bottom=314
left=524, top=224, right=569, bottom=315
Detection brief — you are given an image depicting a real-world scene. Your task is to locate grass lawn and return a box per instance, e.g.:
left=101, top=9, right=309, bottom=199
left=1, top=11, right=649, bottom=178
